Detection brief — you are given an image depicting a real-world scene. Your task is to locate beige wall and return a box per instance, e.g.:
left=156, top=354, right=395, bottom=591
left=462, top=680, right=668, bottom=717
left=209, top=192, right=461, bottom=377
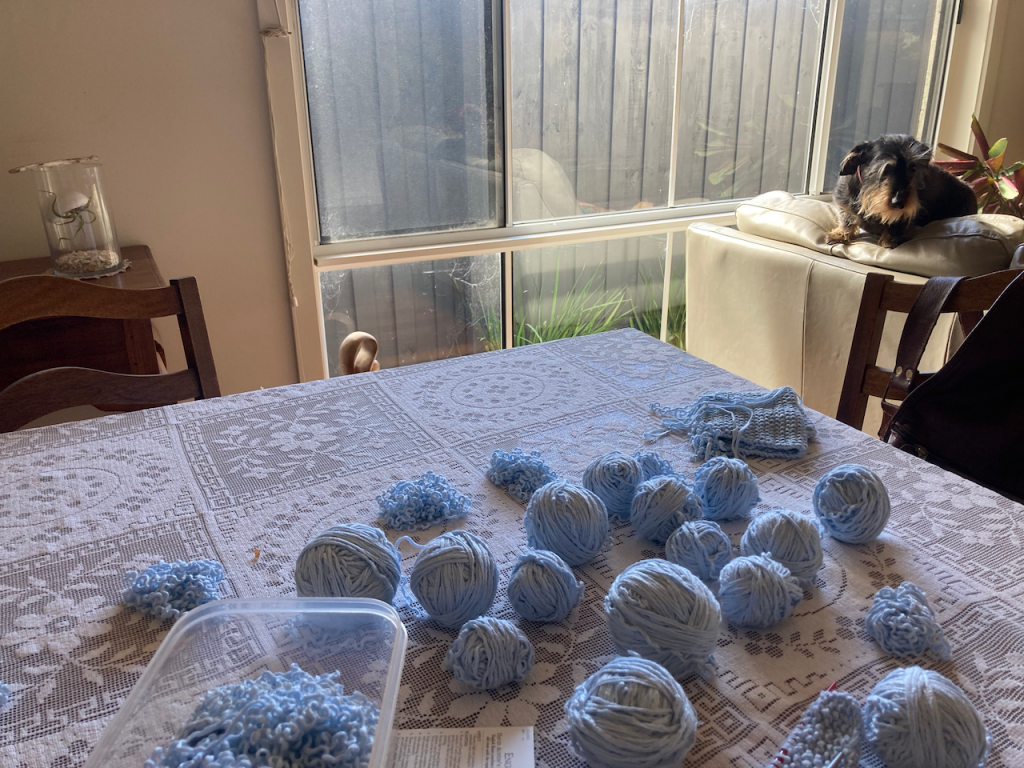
left=984, top=0, right=1024, bottom=158
left=0, top=0, right=298, bottom=395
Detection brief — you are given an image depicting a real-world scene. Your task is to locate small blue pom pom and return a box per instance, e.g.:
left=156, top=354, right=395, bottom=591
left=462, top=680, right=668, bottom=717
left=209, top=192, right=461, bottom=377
left=486, top=448, right=557, bottom=502
left=524, top=480, right=609, bottom=566
left=718, top=553, right=803, bottom=628
left=629, top=474, right=702, bottom=544
left=405, top=530, right=498, bottom=627
left=582, top=451, right=643, bottom=519
left=507, top=549, right=584, bottom=623
left=665, top=520, right=732, bottom=581
left=812, top=463, right=890, bottom=543
left=740, top=509, right=823, bottom=587
left=445, top=616, right=535, bottom=690
left=376, top=471, right=469, bottom=531
left=866, top=581, right=951, bottom=660
left=693, top=456, right=759, bottom=521
left=123, top=559, right=224, bottom=620
left=294, top=523, right=401, bottom=604
left=632, top=450, right=675, bottom=481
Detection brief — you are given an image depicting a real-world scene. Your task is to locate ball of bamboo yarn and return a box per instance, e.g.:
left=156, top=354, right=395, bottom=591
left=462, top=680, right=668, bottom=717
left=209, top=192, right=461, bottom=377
left=294, top=523, right=402, bottom=604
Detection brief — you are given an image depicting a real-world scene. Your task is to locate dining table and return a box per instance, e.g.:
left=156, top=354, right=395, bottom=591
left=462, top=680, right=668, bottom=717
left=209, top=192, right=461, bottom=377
left=0, top=327, right=1021, bottom=768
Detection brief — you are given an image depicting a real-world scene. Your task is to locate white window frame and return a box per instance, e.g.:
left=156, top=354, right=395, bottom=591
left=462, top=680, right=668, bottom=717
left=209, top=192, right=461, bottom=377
left=258, top=0, right=996, bottom=382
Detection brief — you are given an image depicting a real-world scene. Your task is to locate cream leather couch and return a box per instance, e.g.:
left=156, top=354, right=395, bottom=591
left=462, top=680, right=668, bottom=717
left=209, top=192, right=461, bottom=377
left=686, top=191, right=1024, bottom=435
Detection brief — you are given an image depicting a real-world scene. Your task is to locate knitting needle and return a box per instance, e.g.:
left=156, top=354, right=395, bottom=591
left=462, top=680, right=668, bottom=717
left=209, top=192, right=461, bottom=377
left=824, top=754, right=843, bottom=768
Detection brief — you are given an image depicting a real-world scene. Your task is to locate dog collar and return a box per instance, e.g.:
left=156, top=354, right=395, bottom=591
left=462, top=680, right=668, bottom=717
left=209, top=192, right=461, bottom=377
left=856, top=165, right=862, bottom=183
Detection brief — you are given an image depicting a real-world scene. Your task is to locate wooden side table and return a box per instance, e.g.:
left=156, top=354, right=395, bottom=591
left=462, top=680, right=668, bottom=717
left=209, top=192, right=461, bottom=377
left=0, top=245, right=167, bottom=392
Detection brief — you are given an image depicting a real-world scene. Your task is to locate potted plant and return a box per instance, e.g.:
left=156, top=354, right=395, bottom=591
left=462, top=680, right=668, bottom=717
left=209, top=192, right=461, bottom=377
left=936, top=116, right=1023, bottom=218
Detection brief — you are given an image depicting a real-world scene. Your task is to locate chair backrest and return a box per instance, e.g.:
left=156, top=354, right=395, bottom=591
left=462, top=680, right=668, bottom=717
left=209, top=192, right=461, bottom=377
left=338, top=331, right=380, bottom=375
left=0, top=275, right=220, bottom=432
left=836, top=268, right=1022, bottom=433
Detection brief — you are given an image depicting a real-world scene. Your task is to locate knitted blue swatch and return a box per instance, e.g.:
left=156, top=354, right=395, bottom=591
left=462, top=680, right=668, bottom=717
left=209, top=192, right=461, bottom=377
left=633, top=450, right=675, bottom=481
left=693, top=456, right=760, bottom=521
left=506, top=549, right=584, bottom=623
left=866, top=582, right=951, bottom=660
left=486, top=448, right=557, bottom=502
left=445, top=617, right=535, bottom=690
left=647, top=386, right=815, bottom=460
left=0, top=681, right=10, bottom=711
left=376, top=471, right=469, bottom=530
left=582, top=451, right=644, bottom=519
left=123, top=559, right=224, bottom=620
left=145, top=665, right=378, bottom=768
left=774, top=690, right=863, bottom=768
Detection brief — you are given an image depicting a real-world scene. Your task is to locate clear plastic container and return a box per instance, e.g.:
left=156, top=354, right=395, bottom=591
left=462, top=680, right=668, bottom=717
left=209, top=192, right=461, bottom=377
left=84, top=597, right=407, bottom=768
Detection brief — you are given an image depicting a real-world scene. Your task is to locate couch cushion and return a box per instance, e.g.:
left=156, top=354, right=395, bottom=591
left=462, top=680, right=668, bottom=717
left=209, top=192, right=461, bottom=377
left=736, top=191, right=1023, bottom=277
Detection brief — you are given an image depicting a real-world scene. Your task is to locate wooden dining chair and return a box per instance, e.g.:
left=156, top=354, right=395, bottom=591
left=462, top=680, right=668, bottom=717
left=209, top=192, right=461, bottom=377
left=0, top=275, right=220, bottom=432
left=836, top=268, right=1022, bottom=435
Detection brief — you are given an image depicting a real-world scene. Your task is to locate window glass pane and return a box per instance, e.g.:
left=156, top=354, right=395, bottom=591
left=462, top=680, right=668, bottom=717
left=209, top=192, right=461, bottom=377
left=824, top=0, right=957, bottom=189
left=666, top=233, right=686, bottom=350
left=299, top=0, right=503, bottom=241
left=675, top=0, right=827, bottom=204
left=320, top=255, right=501, bottom=375
left=513, top=236, right=667, bottom=345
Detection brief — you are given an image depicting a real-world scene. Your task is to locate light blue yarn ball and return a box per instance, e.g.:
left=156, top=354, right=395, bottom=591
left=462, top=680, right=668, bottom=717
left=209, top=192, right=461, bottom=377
left=629, top=474, right=703, bottom=545
left=486, top=448, right=557, bottom=502
left=583, top=451, right=643, bottom=519
left=740, top=509, right=824, bottom=587
left=694, top=456, right=760, bottom=521
left=665, top=520, right=732, bottom=581
left=444, top=616, right=535, bottom=690
left=864, top=666, right=989, bottom=768
left=812, top=463, right=891, bottom=543
left=294, top=523, right=402, bottom=604
left=123, top=559, right=225, bottom=620
left=633, top=450, right=675, bottom=481
left=376, top=471, right=470, bottom=531
left=524, top=480, right=609, bottom=566
left=408, top=530, right=498, bottom=627
left=564, top=656, right=697, bottom=768
left=866, top=581, right=951, bottom=660
left=604, top=559, right=720, bottom=679
left=506, top=549, right=584, bottom=623
left=717, top=553, right=804, bottom=628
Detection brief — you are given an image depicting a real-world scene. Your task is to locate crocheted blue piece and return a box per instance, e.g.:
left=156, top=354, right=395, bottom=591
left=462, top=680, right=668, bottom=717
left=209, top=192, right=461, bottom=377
left=647, top=386, right=816, bottom=460
left=775, top=690, right=863, bottom=768
left=866, top=581, right=952, bottom=660
left=376, top=471, right=470, bottom=530
left=632, top=450, right=675, bottom=481
left=0, top=681, right=11, bottom=711
left=123, top=559, right=224, bottom=620
left=145, top=665, right=378, bottom=768
left=486, top=449, right=557, bottom=502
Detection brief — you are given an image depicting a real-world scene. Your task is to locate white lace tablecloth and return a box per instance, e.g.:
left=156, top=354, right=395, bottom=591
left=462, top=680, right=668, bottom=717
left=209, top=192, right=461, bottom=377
left=1, top=329, right=1021, bottom=767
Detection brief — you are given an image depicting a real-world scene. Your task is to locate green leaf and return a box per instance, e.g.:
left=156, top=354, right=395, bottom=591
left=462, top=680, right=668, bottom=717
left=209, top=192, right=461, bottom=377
left=986, top=138, right=1008, bottom=172
left=997, top=176, right=1019, bottom=200
left=971, top=115, right=991, bottom=157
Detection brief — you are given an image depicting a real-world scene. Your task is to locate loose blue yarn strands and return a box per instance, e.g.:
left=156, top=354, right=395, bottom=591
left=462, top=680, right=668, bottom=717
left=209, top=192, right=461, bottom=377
left=773, top=690, right=863, bottom=768
left=718, top=554, right=804, bottom=628
left=444, top=616, right=535, bottom=690
left=633, top=450, right=675, bottom=481
left=646, top=386, right=816, bottom=460
left=524, top=479, right=609, bottom=566
left=376, top=471, right=469, bottom=531
left=741, top=509, right=824, bottom=588
left=145, top=664, right=378, bottom=768
left=564, top=656, right=697, bottom=768
left=866, top=581, right=951, bottom=660
left=812, top=464, right=891, bottom=544
left=123, top=559, right=224, bottom=620
left=694, top=456, right=760, bottom=521
left=582, top=451, right=643, bottom=519
left=665, top=520, right=732, bottom=581
left=863, top=666, right=989, bottom=768
left=294, top=523, right=401, bottom=604
left=506, top=549, right=584, bottom=623
left=604, top=559, right=720, bottom=679
left=0, top=681, right=11, bottom=711
left=486, top=448, right=557, bottom=502
left=400, top=530, right=498, bottom=627
left=629, top=474, right=703, bottom=544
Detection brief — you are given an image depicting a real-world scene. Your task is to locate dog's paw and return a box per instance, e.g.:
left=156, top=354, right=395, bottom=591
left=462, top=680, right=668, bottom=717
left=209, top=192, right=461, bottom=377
left=825, top=229, right=850, bottom=245
left=877, top=232, right=896, bottom=249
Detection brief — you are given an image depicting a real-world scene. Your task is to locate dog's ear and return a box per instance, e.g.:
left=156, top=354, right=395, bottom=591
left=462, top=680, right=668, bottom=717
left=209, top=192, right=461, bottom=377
left=838, top=142, right=872, bottom=176
left=905, top=137, right=933, bottom=165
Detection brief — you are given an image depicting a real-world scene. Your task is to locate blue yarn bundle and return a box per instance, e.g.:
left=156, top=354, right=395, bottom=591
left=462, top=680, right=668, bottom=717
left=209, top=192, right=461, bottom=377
left=812, top=464, right=891, bottom=544
left=647, top=386, right=816, bottom=460
left=403, top=530, right=498, bottom=627
left=376, top=471, right=469, bottom=531
left=665, top=520, right=732, bottom=581
left=0, top=681, right=10, bottom=711
left=144, top=665, right=378, bottom=768
left=629, top=474, right=703, bottom=544
left=444, top=616, right=535, bottom=690
left=775, top=690, right=863, bottom=768
left=633, top=450, right=675, bottom=481
left=564, top=657, right=697, bottom=768
left=524, top=480, right=609, bottom=566
left=294, top=523, right=401, bottom=604
left=693, top=456, right=760, bottom=521
left=486, top=448, right=557, bottom=502
left=506, top=549, right=584, bottom=623
left=717, top=554, right=804, bottom=628
left=123, top=559, right=225, bottom=620
left=863, top=666, right=989, bottom=768
left=604, top=559, right=720, bottom=679
left=740, top=509, right=824, bottom=588
left=582, top=451, right=643, bottom=519
left=866, top=582, right=951, bottom=660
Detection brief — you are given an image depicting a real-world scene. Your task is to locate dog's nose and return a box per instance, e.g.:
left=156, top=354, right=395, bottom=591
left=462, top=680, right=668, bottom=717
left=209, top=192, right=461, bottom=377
left=890, top=194, right=906, bottom=209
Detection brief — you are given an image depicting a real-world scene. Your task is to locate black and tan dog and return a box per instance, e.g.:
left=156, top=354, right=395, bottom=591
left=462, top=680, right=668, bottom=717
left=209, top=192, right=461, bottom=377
left=826, top=134, right=977, bottom=248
